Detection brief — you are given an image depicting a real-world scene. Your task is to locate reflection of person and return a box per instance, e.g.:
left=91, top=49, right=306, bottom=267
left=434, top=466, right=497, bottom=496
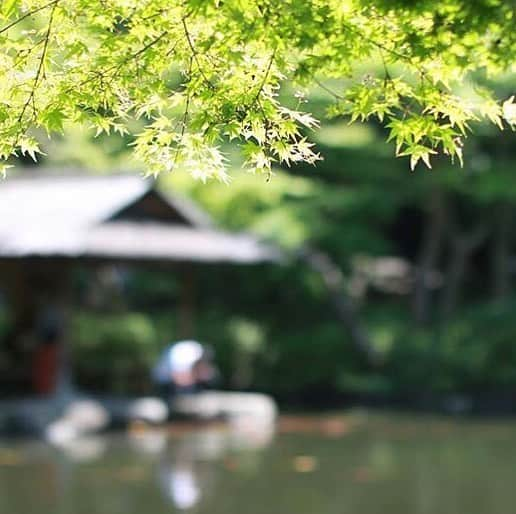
left=158, top=461, right=201, bottom=510
left=151, top=340, right=217, bottom=399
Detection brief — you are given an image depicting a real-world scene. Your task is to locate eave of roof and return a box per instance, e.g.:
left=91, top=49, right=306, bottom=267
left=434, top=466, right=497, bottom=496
left=0, top=172, right=282, bottom=264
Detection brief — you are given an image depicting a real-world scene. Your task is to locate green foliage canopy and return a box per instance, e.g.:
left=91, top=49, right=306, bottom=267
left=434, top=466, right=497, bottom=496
left=0, top=0, right=515, bottom=179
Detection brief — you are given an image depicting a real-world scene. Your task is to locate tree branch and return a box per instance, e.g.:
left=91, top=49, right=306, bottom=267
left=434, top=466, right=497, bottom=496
left=297, top=245, right=381, bottom=366
left=252, top=49, right=276, bottom=105
left=0, top=0, right=59, bottom=36
left=60, top=30, right=169, bottom=97
left=342, top=21, right=433, bottom=86
left=313, top=77, right=344, bottom=100
left=182, top=17, right=214, bottom=89
left=16, top=0, right=59, bottom=132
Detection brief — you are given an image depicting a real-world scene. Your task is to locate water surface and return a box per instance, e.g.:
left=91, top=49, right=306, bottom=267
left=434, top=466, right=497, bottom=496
left=1, top=413, right=515, bottom=514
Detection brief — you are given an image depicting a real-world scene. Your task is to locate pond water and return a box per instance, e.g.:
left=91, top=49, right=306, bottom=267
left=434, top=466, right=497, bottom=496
left=1, top=412, right=516, bottom=514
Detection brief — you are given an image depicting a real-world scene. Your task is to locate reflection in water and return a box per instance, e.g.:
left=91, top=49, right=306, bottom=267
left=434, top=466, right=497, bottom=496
left=4, top=414, right=516, bottom=514
left=54, top=436, right=108, bottom=463
left=147, top=416, right=275, bottom=510
left=52, top=414, right=276, bottom=512
left=159, top=463, right=201, bottom=510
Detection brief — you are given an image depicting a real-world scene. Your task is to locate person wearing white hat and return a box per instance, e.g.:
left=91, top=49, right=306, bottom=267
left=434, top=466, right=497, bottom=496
left=152, top=340, right=216, bottom=399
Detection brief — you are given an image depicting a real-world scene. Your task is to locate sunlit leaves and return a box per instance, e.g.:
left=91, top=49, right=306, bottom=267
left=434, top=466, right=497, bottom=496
left=0, top=0, right=513, bottom=178
left=18, top=135, right=41, bottom=161
left=0, top=0, right=18, bottom=18
left=503, top=96, right=516, bottom=128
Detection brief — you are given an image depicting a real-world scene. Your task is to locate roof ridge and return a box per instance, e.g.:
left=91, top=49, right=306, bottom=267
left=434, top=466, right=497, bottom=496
left=8, top=169, right=151, bottom=182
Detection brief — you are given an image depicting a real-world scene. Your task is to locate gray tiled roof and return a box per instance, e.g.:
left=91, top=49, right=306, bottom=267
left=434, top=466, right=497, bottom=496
left=0, top=173, right=281, bottom=263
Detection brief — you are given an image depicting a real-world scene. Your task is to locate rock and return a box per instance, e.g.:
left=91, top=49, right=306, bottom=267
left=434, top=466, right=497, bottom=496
left=129, top=397, right=169, bottom=424
left=45, top=400, right=110, bottom=444
left=172, top=391, right=277, bottom=422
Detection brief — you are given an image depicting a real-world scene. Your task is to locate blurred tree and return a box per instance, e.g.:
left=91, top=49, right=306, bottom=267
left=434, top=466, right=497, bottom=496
left=0, top=0, right=514, bottom=179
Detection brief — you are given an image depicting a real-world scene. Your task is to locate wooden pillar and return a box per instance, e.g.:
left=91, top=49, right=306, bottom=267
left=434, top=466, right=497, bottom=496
left=1, top=261, right=38, bottom=337
left=50, top=263, right=74, bottom=398
left=0, top=261, right=38, bottom=392
left=178, top=264, right=196, bottom=339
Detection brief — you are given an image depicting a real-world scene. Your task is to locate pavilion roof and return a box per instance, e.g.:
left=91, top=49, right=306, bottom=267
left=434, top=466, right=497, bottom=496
left=0, top=173, right=281, bottom=264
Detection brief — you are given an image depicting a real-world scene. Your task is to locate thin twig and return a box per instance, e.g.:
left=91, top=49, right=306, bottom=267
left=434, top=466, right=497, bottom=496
left=172, top=59, right=193, bottom=171
left=252, top=49, right=276, bottom=105
left=0, top=0, right=59, bottom=35
left=124, top=30, right=168, bottom=62
left=62, top=30, right=169, bottom=96
left=313, top=77, right=344, bottom=100
left=172, top=92, right=190, bottom=169
left=12, top=38, right=46, bottom=69
left=379, top=49, right=392, bottom=83
left=182, top=17, right=213, bottom=89
left=17, top=0, right=59, bottom=126
left=342, top=21, right=432, bottom=86
left=296, top=63, right=344, bottom=100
